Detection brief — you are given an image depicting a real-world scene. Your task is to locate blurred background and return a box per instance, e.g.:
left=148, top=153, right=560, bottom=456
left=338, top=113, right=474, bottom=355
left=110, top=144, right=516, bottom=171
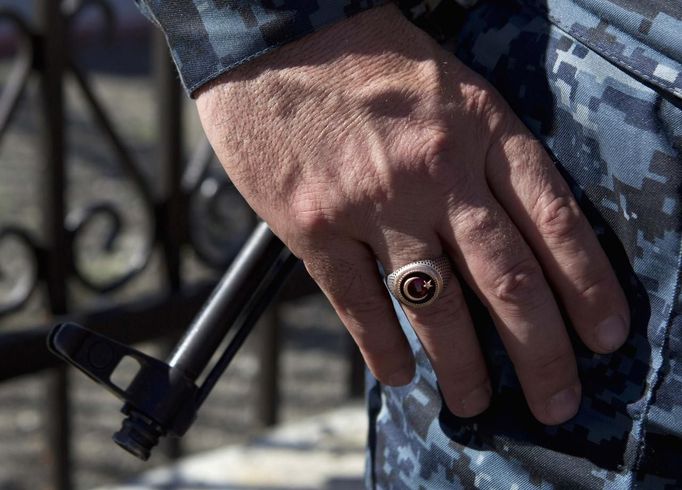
left=0, top=1, right=365, bottom=489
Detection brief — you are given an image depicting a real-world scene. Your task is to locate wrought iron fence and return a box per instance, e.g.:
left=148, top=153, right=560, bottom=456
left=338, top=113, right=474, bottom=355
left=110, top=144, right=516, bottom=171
left=0, top=1, right=363, bottom=489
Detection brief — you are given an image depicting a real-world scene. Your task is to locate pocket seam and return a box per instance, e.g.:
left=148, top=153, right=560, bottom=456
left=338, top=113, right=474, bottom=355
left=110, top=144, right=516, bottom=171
left=516, top=0, right=682, bottom=100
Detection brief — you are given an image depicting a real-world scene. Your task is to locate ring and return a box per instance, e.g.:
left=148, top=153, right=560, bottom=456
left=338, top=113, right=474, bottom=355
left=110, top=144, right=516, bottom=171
left=385, top=256, right=451, bottom=308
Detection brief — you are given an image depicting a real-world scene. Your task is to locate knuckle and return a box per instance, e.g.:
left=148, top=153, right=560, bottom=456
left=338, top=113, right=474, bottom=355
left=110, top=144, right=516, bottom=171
left=574, top=272, right=613, bottom=302
left=420, top=127, right=451, bottom=168
left=408, top=126, right=459, bottom=185
left=489, top=257, right=545, bottom=306
left=519, top=349, right=575, bottom=378
left=460, top=82, right=499, bottom=121
left=305, top=255, right=367, bottom=305
left=407, top=120, right=473, bottom=190
left=459, top=81, right=512, bottom=138
left=449, top=357, right=488, bottom=389
left=453, top=206, right=497, bottom=240
left=342, top=295, right=388, bottom=328
left=536, top=191, right=585, bottom=241
left=290, top=194, right=341, bottom=239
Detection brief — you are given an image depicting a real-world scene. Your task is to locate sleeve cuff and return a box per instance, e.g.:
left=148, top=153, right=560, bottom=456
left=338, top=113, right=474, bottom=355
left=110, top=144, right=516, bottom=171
left=135, top=0, right=390, bottom=97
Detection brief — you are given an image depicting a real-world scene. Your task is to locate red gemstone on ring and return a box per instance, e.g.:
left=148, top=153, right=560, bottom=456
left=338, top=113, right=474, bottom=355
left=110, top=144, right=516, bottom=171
left=401, top=274, right=435, bottom=302
left=407, top=278, right=429, bottom=299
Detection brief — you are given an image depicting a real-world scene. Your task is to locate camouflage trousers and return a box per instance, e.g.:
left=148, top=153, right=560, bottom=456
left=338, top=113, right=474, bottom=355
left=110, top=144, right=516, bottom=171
left=366, top=0, right=682, bottom=488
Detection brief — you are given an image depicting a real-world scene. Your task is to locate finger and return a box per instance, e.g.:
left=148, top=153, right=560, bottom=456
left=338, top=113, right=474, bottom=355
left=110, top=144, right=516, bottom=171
left=373, top=229, right=491, bottom=417
left=441, top=196, right=581, bottom=425
left=485, top=126, right=630, bottom=354
left=303, top=240, right=415, bottom=386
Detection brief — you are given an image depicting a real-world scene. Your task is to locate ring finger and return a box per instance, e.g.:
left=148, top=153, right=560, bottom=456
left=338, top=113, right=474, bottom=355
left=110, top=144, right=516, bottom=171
left=373, top=229, right=491, bottom=418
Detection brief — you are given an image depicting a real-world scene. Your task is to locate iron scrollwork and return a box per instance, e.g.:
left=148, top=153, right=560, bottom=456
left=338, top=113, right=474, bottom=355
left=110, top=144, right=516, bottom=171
left=182, top=138, right=255, bottom=269
left=0, top=226, right=40, bottom=316
left=0, top=10, right=38, bottom=316
left=0, top=0, right=252, bottom=316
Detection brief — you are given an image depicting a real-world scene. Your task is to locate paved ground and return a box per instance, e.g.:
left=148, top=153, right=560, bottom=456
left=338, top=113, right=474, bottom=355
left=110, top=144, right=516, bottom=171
left=0, top=299, right=357, bottom=490
left=93, top=405, right=367, bottom=490
left=0, top=17, right=362, bottom=490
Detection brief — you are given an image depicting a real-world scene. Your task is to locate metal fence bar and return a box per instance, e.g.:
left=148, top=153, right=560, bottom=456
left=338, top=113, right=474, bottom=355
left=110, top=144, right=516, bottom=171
left=46, top=369, right=72, bottom=490
left=155, top=31, right=184, bottom=291
left=155, top=30, right=186, bottom=461
left=257, top=307, right=281, bottom=426
left=39, top=1, right=68, bottom=311
left=36, top=1, right=72, bottom=488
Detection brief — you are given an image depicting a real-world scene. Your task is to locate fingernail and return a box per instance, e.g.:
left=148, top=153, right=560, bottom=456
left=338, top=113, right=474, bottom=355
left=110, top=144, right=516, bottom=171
left=387, top=366, right=414, bottom=386
left=461, top=384, right=492, bottom=416
left=596, top=315, right=628, bottom=352
left=546, top=384, right=580, bottom=424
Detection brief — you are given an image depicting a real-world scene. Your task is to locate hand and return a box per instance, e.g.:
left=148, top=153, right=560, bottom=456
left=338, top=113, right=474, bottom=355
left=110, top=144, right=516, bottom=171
left=195, top=4, right=630, bottom=425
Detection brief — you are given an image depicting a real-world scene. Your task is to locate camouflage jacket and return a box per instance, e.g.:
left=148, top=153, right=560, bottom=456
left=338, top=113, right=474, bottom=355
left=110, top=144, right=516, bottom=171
left=365, top=1, right=681, bottom=487
left=134, top=0, right=470, bottom=96
left=136, top=0, right=680, bottom=100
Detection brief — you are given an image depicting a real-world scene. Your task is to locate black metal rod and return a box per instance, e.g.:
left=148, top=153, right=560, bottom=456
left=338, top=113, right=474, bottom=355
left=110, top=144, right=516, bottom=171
left=44, top=221, right=297, bottom=460
left=155, top=30, right=184, bottom=461
left=167, top=222, right=287, bottom=380
left=110, top=223, right=295, bottom=460
left=196, top=250, right=298, bottom=408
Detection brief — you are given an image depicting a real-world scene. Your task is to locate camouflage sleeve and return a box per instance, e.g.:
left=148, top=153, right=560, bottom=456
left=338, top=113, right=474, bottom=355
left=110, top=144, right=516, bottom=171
left=134, top=0, right=480, bottom=97
left=134, top=0, right=393, bottom=97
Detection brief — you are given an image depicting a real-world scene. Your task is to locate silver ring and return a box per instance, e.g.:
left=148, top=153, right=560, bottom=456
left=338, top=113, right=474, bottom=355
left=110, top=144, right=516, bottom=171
left=385, top=256, right=451, bottom=308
